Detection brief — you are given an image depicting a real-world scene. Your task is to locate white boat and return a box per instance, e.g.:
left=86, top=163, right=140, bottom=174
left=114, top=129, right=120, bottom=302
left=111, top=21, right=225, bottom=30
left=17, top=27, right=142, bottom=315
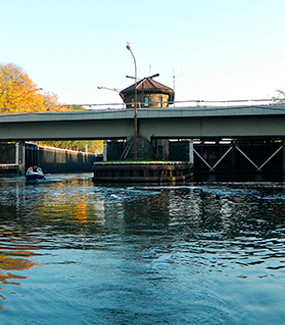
left=26, top=166, right=46, bottom=182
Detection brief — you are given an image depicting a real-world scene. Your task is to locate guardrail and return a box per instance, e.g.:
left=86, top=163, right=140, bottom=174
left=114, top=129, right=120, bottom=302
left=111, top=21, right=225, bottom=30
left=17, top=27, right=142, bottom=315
left=0, top=98, right=279, bottom=113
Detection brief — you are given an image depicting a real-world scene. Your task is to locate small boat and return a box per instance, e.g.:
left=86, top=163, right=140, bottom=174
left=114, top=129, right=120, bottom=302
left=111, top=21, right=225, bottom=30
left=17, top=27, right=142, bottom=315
left=26, top=166, right=46, bottom=183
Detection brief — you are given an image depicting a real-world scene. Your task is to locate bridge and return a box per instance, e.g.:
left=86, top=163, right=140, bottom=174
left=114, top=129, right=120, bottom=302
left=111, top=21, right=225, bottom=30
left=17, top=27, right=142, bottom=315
left=1, top=104, right=285, bottom=141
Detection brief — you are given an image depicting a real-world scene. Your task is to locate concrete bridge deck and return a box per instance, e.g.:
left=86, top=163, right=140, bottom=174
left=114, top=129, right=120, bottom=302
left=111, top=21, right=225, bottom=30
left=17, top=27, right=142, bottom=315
left=0, top=104, right=285, bottom=141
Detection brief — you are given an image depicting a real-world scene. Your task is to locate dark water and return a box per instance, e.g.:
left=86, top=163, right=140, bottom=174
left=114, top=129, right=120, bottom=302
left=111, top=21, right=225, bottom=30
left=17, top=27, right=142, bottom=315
left=0, top=174, right=285, bottom=324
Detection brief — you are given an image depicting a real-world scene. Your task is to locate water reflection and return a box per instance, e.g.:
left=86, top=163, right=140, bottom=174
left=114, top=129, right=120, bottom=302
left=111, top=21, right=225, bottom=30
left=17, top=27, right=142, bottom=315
left=0, top=176, right=285, bottom=322
left=2, top=178, right=285, bottom=241
left=0, top=225, right=38, bottom=304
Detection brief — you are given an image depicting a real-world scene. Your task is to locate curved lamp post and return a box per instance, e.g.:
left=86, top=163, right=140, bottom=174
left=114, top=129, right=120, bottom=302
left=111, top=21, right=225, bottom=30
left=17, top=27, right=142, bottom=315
left=126, top=43, right=138, bottom=161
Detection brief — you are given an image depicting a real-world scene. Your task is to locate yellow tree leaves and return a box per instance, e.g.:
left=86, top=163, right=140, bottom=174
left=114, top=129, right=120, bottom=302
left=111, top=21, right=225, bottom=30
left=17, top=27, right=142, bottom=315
left=0, top=64, right=72, bottom=113
left=0, top=64, right=104, bottom=153
left=0, top=64, right=43, bottom=112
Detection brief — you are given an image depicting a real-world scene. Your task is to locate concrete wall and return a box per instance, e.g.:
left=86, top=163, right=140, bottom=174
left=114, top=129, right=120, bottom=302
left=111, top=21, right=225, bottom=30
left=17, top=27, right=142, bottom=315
left=24, top=143, right=100, bottom=174
left=0, top=142, right=100, bottom=175
left=106, top=138, right=154, bottom=161
left=38, top=147, right=97, bottom=173
left=153, top=139, right=170, bottom=160
left=0, top=142, right=16, bottom=163
left=106, top=141, right=125, bottom=161
left=126, top=137, right=154, bottom=160
left=169, top=141, right=189, bottom=161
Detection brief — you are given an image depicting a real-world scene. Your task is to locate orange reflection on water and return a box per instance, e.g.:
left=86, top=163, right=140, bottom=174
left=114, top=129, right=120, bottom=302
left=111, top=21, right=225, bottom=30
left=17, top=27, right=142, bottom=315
left=0, top=253, right=37, bottom=272
left=0, top=243, right=38, bottom=306
left=73, top=196, right=88, bottom=225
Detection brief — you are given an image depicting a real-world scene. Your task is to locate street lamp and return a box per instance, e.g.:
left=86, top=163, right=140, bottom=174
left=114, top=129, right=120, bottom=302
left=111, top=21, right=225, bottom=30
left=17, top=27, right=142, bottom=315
left=97, top=86, right=121, bottom=92
left=126, top=43, right=138, bottom=161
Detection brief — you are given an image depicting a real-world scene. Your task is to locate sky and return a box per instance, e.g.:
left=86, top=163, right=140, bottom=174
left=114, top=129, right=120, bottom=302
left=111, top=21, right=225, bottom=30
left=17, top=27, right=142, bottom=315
left=1, top=0, right=285, bottom=106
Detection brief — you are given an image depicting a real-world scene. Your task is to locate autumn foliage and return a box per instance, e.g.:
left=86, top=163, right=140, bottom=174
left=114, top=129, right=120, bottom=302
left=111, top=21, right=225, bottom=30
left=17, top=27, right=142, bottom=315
left=0, top=64, right=72, bottom=113
left=0, top=64, right=103, bottom=153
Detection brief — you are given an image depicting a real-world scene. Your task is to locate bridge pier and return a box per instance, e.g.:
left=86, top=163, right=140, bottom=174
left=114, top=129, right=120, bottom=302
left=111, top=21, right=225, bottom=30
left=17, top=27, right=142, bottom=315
left=15, top=142, right=26, bottom=175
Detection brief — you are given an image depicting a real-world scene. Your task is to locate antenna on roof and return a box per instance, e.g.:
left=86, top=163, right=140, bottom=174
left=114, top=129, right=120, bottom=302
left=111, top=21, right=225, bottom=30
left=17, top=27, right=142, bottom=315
left=173, top=69, right=175, bottom=107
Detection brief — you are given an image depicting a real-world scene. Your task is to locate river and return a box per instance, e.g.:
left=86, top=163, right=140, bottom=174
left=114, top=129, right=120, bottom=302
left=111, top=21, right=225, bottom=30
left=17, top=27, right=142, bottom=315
left=0, top=174, right=284, bottom=324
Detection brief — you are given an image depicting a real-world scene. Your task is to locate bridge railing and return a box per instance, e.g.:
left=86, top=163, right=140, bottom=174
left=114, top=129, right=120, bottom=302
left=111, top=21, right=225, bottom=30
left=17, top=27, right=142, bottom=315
left=81, top=98, right=275, bottom=110
left=168, top=98, right=275, bottom=108
left=0, top=98, right=278, bottom=113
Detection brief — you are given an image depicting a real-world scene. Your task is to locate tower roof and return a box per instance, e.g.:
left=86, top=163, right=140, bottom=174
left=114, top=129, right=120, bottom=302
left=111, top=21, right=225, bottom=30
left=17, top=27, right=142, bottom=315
left=119, top=76, right=174, bottom=102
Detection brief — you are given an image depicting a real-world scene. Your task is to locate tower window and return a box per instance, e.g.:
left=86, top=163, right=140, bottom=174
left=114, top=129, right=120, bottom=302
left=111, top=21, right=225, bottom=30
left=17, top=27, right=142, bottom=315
left=144, top=96, right=149, bottom=107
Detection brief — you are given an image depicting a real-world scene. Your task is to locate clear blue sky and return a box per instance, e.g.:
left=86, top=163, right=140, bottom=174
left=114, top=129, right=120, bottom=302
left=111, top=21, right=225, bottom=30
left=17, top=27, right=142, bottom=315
left=1, top=0, right=285, bottom=105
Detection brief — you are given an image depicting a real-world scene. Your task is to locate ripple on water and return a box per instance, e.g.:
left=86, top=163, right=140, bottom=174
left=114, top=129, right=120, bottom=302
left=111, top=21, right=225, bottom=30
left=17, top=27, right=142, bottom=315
left=0, top=178, right=285, bottom=323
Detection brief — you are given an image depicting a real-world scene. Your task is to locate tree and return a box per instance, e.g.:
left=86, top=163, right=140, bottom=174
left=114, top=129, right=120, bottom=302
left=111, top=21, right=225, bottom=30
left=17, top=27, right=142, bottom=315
left=37, top=140, right=103, bottom=154
left=0, top=63, right=103, bottom=154
left=0, top=63, right=73, bottom=112
left=0, top=64, right=44, bottom=112
left=273, top=90, right=285, bottom=104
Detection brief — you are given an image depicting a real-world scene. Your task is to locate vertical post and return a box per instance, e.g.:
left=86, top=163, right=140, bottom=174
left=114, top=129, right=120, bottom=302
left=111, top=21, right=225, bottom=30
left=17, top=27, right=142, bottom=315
left=173, top=69, right=175, bottom=108
left=126, top=43, right=138, bottom=160
left=37, top=146, right=40, bottom=166
left=16, top=142, right=26, bottom=175
left=15, top=142, right=19, bottom=165
left=22, top=142, right=26, bottom=174
left=283, top=140, right=285, bottom=175
left=231, top=143, right=237, bottom=175
left=189, top=140, right=194, bottom=165
left=103, top=141, right=107, bottom=162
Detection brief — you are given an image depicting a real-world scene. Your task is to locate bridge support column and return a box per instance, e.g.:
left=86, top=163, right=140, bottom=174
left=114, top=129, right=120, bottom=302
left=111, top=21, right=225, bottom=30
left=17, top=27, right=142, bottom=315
left=283, top=140, right=285, bottom=175
left=103, top=141, right=107, bottom=161
left=189, top=141, right=194, bottom=164
left=16, top=142, right=26, bottom=175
